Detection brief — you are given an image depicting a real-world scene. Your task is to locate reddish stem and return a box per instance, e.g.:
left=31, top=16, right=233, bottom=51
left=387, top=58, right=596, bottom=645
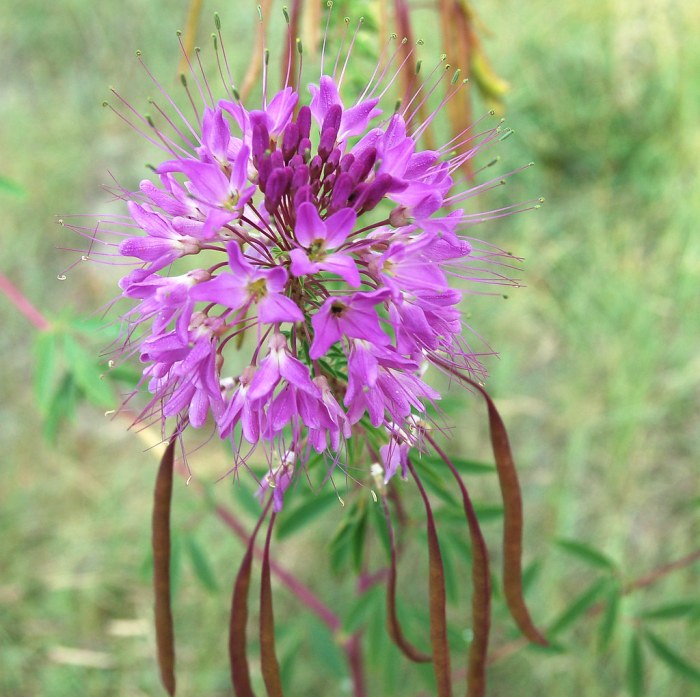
left=0, top=272, right=50, bottom=331
left=345, top=632, right=367, bottom=697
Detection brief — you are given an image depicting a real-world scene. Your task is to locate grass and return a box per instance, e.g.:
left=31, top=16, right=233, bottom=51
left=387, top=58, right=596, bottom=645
left=1, top=0, right=699, bottom=695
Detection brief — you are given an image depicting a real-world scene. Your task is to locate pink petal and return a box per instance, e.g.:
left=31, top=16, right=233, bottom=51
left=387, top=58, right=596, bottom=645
left=128, top=201, right=174, bottom=239
left=320, top=254, right=361, bottom=287
left=189, top=273, right=247, bottom=309
left=309, top=301, right=342, bottom=359
left=295, top=201, right=326, bottom=247
left=257, top=293, right=303, bottom=324
left=278, top=354, right=317, bottom=394
left=339, top=98, right=381, bottom=141
left=263, top=265, right=289, bottom=293
left=323, top=207, right=357, bottom=248
left=247, top=357, right=281, bottom=401
left=289, top=248, right=320, bottom=277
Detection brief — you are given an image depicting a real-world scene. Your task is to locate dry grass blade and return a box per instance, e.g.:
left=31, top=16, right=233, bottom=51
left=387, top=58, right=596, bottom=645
left=381, top=495, right=432, bottom=663
left=240, top=0, right=274, bottom=102
left=393, top=0, right=436, bottom=150
left=177, top=0, right=204, bottom=77
left=437, top=0, right=474, bottom=176
left=152, top=435, right=177, bottom=696
left=260, top=513, right=284, bottom=696
left=282, top=0, right=302, bottom=92
left=409, top=459, right=453, bottom=697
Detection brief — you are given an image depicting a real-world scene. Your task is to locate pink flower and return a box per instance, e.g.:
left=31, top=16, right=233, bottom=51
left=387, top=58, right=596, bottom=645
left=82, top=17, right=524, bottom=495
left=190, top=242, right=303, bottom=325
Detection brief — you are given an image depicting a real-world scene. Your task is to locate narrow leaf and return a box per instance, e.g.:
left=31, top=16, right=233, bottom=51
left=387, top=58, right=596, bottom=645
left=555, top=538, right=617, bottom=571
left=418, top=458, right=460, bottom=508
left=369, top=493, right=391, bottom=561
left=0, top=174, right=26, bottom=197
left=152, top=436, right=177, bottom=696
left=408, top=459, right=452, bottom=697
left=423, top=454, right=495, bottom=476
left=645, top=631, right=700, bottom=683
left=436, top=505, right=503, bottom=526
left=522, top=561, right=542, bottom=595
left=448, top=457, right=496, bottom=476
left=34, top=330, right=58, bottom=412
left=329, top=516, right=354, bottom=574
left=548, top=578, right=608, bottom=637
left=43, top=373, right=78, bottom=442
left=276, top=490, right=338, bottom=539
left=598, top=584, right=621, bottom=650
left=381, top=495, right=432, bottom=663
left=185, top=535, right=219, bottom=592
left=638, top=601, right=700, bottom=622
left=260, top=513, right=283, bottom=696
left=427, top=434, right=491, bottom=697
left=627, top=634, right=645, bottom=697
left=63, top=333, right=114, bottom=408
left=343, top=585, right=384, bottom=634
left=351, top=501, right=368, bottom=574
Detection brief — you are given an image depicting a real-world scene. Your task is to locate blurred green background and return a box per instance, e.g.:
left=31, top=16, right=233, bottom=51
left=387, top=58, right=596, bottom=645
left=1, top=0, right=699, bottom=695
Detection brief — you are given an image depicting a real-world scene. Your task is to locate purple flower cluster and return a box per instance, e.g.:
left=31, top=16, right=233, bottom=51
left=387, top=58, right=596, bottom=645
left=84, top=32, right=525, bottom=509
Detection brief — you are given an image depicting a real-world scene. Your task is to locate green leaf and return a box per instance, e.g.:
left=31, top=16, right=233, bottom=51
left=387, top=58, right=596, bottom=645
left=473, top=503, right=505, bottom=522
left=351, top=501, right=368, bottom=574
left=415, top=458, right=460, bottom=508
left=435, top=504, right=503, bottom=526
left=185, top=535, right=219, bottom=592
left=329, top=517, right=354, bottom=574
left=627, top=634, right=645, bottom=697
left=555, top=538, right=617, bottom=571
left=526, top=640, right=567, bottom=655
left=342, top=585, right=383, bottom=633
left=645, top=630, right=700, bottom=683
left=278, top=629, right=302, bottom=688
left=548, top=578, right=608, bottom=637
left=440, top=532, right=459, bottom=603
left=43, top=373, right=78, bottom=442
left=230, top=477, right=264, bottom=519
left=451, top=458, right=497, bottom=475
left=106, top=362, right=142, bottom=387
left=421, top=454, right=496, bottom=476
left=638, top=601, right=700, bottom=622
left=0, top=174, right=26, bottom=198
left=69, top=315, right=122, bottom=342
left=522, top=560, right=542, bottom=595
left=276, top=490, right=339, bottom=539
left=598, top=583, right=621, bottom=650
left=34, top=330, right=59, bottom=413
left=307, top=617, right=345, bottom=678
left=63, top=333, right=114, bottom=408
left=369, top=494, right=391, bottom=562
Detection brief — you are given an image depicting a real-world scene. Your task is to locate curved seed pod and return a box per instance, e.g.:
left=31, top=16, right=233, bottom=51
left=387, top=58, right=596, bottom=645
left=463, top=378, right=548, bottom=647
left=230, top=502, right=271, bottom=697
left=152, top=434, right=178, bottom=696
left=427, top=433, right=491, bottom=697
left=408, top=458, right=453, bottom=697
left=381, top=495, right=432, bottom=663
left=260, top=513, right=284, bottom=696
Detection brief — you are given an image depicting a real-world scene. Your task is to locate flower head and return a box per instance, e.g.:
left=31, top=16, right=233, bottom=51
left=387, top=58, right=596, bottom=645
left=69, top=15, right=529, bottom=508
